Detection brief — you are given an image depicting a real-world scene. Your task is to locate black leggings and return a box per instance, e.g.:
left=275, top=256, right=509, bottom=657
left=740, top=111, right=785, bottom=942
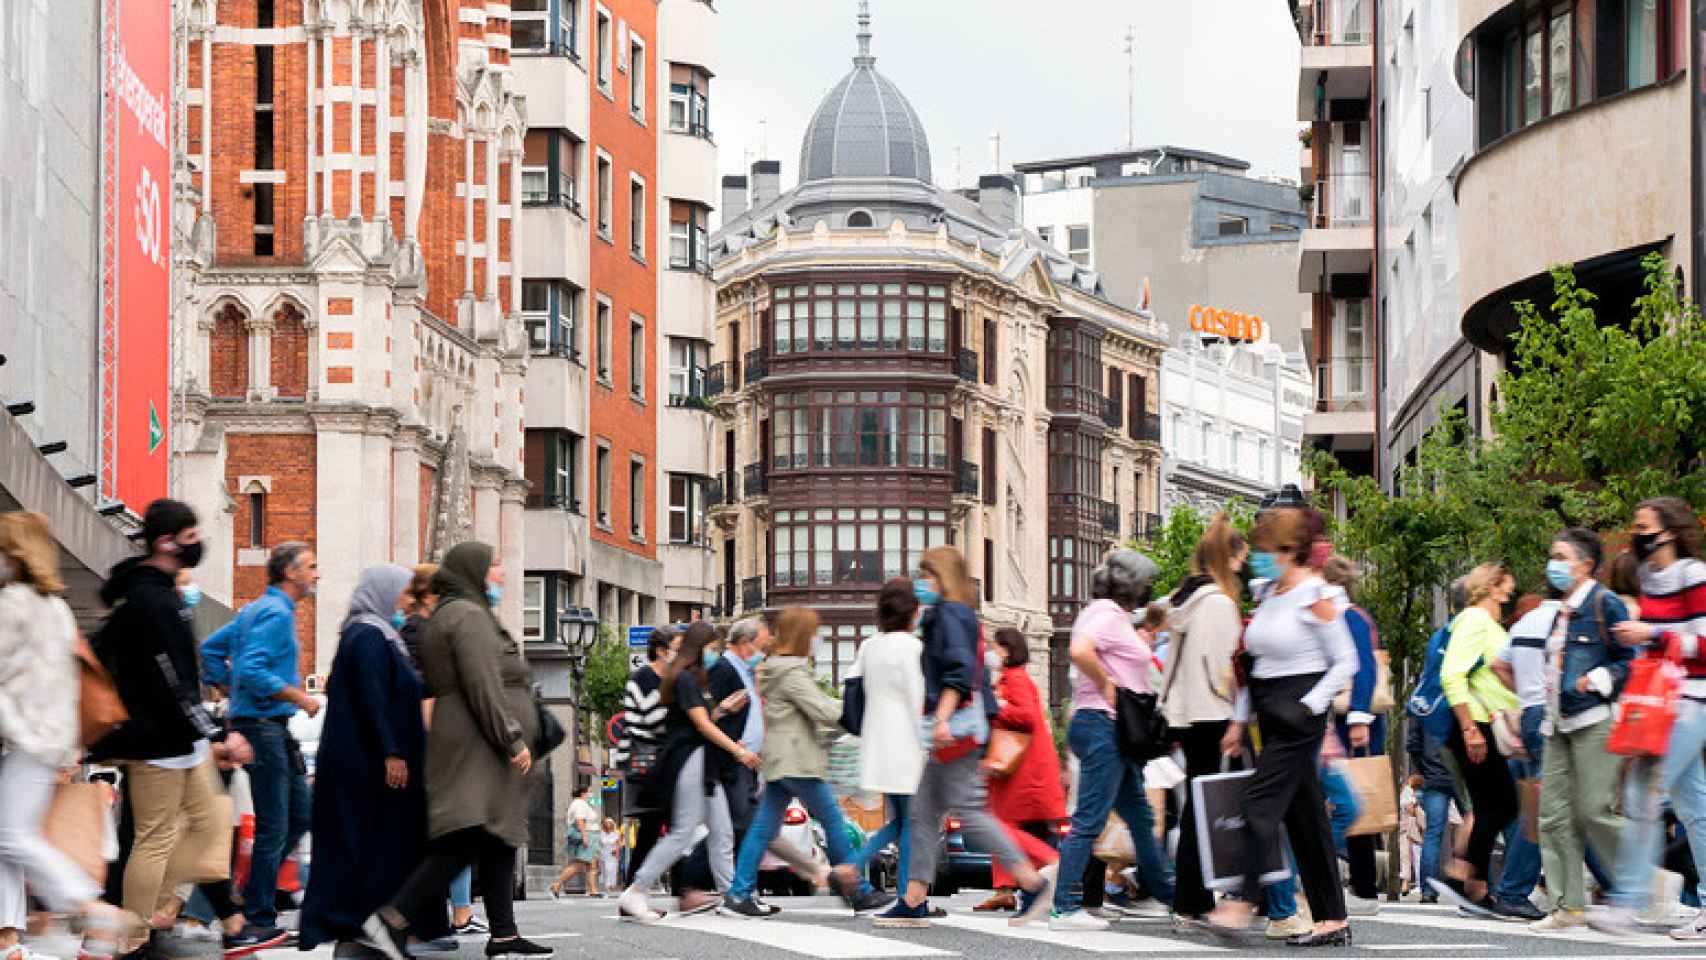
left=1172, top=721, right=1231, bottom=917
left=1446, top=721, right=1518, bottom=885
left=389, top=828, right=518, bottom=939
left=1242, top=674, right=1346, bottom=923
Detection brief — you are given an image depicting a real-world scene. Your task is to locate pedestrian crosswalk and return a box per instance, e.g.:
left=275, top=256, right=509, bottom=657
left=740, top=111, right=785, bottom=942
left=927, top=912, right=1229, bottom=954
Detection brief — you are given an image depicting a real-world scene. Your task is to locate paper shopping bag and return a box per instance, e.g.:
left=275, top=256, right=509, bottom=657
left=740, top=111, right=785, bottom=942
left=1093, top=814, right=1136, bottom=865
left=1343, top=754, right=1399, bottom=837
left=1191, top=769, right=1291, bottom=892
left=42, top=783, right=108, bottom=885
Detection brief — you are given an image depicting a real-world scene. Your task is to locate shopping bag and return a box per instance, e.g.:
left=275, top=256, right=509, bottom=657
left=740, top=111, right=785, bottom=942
left=1609, top=654, right=1683, bottom=757
left=1341, top=754, right=1398, bottom=837
left=1093, top=814, right=1136, bottom=865
left=1334, top=649, right=1395, bottom=715
left=1191, top=769, right=1292, bottom=891
left=1518, top=778, right=1541, bottom=843
left=184, top=792, right=236, bottom=883
left=42, top=783, right=108, bottom=885
left=826, top=735, right=862, bottom=796
left=980, top=727, right=1031, bottom=778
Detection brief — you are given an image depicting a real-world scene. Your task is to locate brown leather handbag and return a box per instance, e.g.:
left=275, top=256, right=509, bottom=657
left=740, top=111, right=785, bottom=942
left=74, top=634, right=127, bottom=747
left=980, top=727, right=1032, bottom=778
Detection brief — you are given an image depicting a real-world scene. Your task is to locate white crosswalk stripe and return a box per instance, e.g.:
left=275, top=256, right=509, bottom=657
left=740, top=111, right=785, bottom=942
left=1369, top=904, right=1687, bottom=947
left=930, top=913, right=1229, bottom=953
left=660, top=913, right=954, bottom=957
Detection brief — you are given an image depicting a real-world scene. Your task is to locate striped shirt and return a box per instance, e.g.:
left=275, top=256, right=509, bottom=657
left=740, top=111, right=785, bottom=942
left=1641, top=558, right=1706, bottom=697
left=611, top=664, right=667, bottom=768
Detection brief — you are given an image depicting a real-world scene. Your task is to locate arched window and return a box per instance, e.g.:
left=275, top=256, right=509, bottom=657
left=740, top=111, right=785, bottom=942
left=271, top=302, right=310, bottom=399
left=845, top=209, right=875, bottom=228
left=210, top=303, right=249, bottom=399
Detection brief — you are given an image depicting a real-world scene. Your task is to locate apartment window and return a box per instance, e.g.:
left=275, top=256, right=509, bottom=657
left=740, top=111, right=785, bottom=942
left=769, top=281, right=949, bottom=355
left=511, top=0, right=575, bottom=55
left=594, top=444, right=612, bottom=527
left=770, top=507, right=949, bottom=587
left=253, top=40, right=275, bottom=255
left=668, top=200, right=709, bottom=270
left=521, top=280, right=581, bottom=359
left=595, top=6, right=612, bottom=88
left=667, top=474, right=704, bottom=543
left=628, top=37, right=645, bottom=120
left=1200, top=422, right=1213, bottom=466
left=521, top=129, right=581, bottom=210
left=667, top=338, right=709, bottom=404
left=982, top=427, right=997, bottom=506
left=1626, top=0, right=1659, bottom=87
left=629, top=177, right=646, bottom=259
left=527, top=429, right=582, bottom=510
left=983, top=538, right=995, bottom=602
left=1216, top=215, right=1249, bottom=236
left=595, top=153, right=613, bottom=237
left=769, top=390, right=950, bottom=471
left=1258, top=437, right=1270, bottom=478
left=595, top=298, right=612, bottom=381
left=522, top=577, right=545, bottom=641
left=628, top=459, right=645, bottom=540
left=668, top=63, right=711, bottom=136
left=1036, top=225, right=1054, bottom=246
left=247, top=492, right=265, bottom=547
left=628, top=315, right=646, bottom=400
left=1066, top=225, right=1091, bottom=265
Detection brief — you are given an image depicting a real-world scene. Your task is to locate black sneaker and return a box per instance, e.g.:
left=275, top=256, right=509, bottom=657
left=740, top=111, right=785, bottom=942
left=717, top=897, right=772, bottom=920
left=452, top=917, right=489, bottom=936
left=484, top=939, right=552, bottom=958
left=223, top=927, right=288, bottom=960
left=1490, top=899, right=1545, bottom=922
left=872, top=900, right=932, bottom=929
left=850, top=889, right=896, bottom=914
left=360, top=916, right=410, bottom=960
left=753, top=899, right=783, bottom=916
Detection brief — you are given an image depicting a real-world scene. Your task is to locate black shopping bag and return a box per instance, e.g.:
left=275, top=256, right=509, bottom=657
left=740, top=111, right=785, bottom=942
left=1191, top=769, right=1293, bottom=892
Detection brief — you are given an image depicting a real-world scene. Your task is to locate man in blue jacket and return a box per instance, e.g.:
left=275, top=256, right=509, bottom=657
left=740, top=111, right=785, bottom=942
left=202, top=541, right=321, bottom=941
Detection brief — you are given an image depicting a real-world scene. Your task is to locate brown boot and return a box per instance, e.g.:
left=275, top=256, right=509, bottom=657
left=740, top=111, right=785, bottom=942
left=974, top=889, right=1018, bottom=912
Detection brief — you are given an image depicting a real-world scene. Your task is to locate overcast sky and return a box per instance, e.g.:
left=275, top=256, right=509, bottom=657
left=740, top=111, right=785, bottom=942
left=712, top=0, right=1303, bottom=200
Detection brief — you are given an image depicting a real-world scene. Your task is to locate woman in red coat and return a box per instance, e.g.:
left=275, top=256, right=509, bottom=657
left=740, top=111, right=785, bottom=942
left=975, top=628, right=1067, bottom=911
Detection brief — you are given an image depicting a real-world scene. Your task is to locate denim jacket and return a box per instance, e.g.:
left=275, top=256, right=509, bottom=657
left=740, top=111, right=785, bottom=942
left=1556, top=583, right=1633, bottom=721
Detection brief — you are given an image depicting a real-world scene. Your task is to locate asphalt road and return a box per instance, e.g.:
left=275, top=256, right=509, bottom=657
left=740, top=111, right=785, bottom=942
left=265, top=894, right=1706, bottom=960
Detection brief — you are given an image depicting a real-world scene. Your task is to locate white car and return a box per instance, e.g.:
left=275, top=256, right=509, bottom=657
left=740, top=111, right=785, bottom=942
left=757, top=801, right=827, bottom=897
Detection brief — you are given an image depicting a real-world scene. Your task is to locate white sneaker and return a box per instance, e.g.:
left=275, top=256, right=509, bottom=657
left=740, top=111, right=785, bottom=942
left=617, top=888, right=662, bottom=923
left=1117, top=897, right=1170, bottom=920
left=1531, top=910, right=1586, bottom=932
left=1586, top=906, right=1640, bottom=937
left=1671, top=907, right=1706, bottom=940
left=1344, top=895, right=1380, bottom=917
left=1049, top=910, right=1111, bottom=932
left=1086, top=907, right=1122, bottom=920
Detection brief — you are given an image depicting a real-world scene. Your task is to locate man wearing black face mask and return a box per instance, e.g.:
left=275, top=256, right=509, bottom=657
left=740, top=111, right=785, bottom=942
left=90, top=499, right=231, bottom=950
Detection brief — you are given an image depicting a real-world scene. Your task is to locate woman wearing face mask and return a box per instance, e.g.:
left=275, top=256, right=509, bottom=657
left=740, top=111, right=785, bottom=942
left=848, top=580, right=927, bottom=896
left=1205, top=508, right=1357, bottom=946
left=976, top=628, right=1065, bottom=913
left=875, top=546, right=1054, bottom=928
left=1593, top=498, right=1706, bottom=939
left=301, top=565, right=429, bottom=953
left=365, top=542, right=550, bottom=960
left=1503, top=530, right=1630, bottom=932
left=1425, top=562, right=1522, bottom=917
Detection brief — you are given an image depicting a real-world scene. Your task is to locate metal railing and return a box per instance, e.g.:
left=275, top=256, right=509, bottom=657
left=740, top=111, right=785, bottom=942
left=1134, top=412, right=1162, bottom=443
left=525, top=492, right=582, bottom=513
left=1102, top=394, right=1124, bottom=430
left=1099, top=499, right=1120, bottom=536
left=1305, top=0, right=1371, bottom=45
left=704, top=477, right=728, bottom=509
left=740, top=576, right=765, bottom=612
left=1046, top=383, right=1107, bottom=420
left=1132, top=511, right=1163, bottom=543
left=1313, top=174, right=1372, bottom=227
left=743, top=462, right=768, bottom=498
left=957, top=347, right=979, bottom=382
left=1314, top=358, right=1375, bottom=413
left=955, top=461, right=980, bottom=498
left=704, top=361, right=729, bottom=398
left=743, top=349, right=767, bottom=385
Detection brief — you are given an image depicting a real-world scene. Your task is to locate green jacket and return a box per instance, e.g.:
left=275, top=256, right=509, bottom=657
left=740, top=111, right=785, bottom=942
left=757, top=655, right=843, bottom=781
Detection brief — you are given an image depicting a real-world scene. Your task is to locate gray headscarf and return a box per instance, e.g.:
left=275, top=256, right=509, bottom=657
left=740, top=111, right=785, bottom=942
left=344, top=564, right=414, bottom=661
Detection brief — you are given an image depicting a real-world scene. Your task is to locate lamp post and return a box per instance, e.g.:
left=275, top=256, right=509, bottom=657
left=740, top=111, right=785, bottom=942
left=556, top=606, right=598, bottom=791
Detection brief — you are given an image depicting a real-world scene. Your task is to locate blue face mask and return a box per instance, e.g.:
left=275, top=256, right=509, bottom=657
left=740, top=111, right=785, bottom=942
left=486, top=585, right=503, bottom=606
left=391, top=610, right=408, bottom=630
left=744, top=652, right=764, bottom=670
left=913, top=579, right=941, bottom=607
left=1545, top=559, right=1578, bottom=592
left=179, top=584, right=202, bottom=609
left=1248, top=551, right=1281, bottom=581
left=703, top=649, right=721, bottom=668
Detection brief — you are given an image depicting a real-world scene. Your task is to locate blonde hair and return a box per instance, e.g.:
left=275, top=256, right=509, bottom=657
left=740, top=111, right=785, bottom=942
left=1462, top=563, right=1512, bottom=605
left=0, top=512, right=64, bottom=594
left=1321, top=554, right=1357, bottom=590
left=919, top=545, right=975, bottom=606
left=773, top=606, right=821, bottom=657
left=602, top=817, right=618, bottom=833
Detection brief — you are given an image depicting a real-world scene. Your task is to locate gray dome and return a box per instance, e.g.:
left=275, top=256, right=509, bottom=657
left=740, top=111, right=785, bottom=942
left=798, top=43, right=932, bottom=183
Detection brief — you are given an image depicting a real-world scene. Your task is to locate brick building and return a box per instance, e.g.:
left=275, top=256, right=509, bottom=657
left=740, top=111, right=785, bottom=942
left=172, top=0, right=529, bottom=672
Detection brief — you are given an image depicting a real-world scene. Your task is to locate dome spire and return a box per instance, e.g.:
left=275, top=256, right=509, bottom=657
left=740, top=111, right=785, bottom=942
left=855, top=0, right=875, bottom=67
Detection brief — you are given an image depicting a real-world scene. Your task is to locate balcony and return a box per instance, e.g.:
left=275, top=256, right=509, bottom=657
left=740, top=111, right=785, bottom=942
left=525, top=491, right=582, bottom=513
left=954, top=460, right=981, bottom=499
left=1132, top=511, right=1163, bottom=543
left=742, top=349, right=767, bottom=386
left=743, top=462, right=768, bottom=499
left=1102, top=394, right=1124, bottom=430
left=704, top=477, right=728, bottom=509
left=957, top=347, right=979, bottom=382
left=740, top=576, right=765, bottom=613
left=1295, top=0, right=1373, bottom=120
left=1134, top=412, right=1162, bottom=444
left=1306, top=357, right=1377, bottom=446
left=1045, top=384, right=1107, bottom=421
left=1099, top=499, right=1120, bottom=537
left=666, top=367, right=715, bottom=410
left=704, top=362, right=729, bottom=398
left=1299, top=174, right=1375, bottom=291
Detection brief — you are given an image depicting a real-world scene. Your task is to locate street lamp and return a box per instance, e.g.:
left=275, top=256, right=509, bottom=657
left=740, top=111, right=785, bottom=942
left=555, top=606, right=601, bottom=791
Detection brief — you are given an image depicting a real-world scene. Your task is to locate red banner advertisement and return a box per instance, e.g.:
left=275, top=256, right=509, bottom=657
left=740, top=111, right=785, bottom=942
left=101, top=0, right=171, bottom=510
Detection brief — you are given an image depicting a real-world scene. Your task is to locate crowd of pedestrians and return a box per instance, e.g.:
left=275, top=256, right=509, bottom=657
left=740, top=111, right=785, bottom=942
left=0, top=490, right=1703, bottom=960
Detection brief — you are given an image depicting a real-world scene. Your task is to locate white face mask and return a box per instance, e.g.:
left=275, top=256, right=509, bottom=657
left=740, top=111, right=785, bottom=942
left=985, top=650, right=1004, bottom=675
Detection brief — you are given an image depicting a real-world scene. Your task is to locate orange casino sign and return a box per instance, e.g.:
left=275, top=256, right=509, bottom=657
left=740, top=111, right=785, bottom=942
left=1188, top=304, right=1265, bottom=343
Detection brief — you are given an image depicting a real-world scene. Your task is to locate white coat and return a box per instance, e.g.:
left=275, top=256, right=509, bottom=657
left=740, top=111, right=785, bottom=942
left=849, top=630, right=926, bottom=796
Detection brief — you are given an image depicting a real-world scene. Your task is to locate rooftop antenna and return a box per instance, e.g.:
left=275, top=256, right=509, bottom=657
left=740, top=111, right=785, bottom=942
left=1124, top=25, right=1137, bottom=148
left=855, top=0, right=875, bottom=67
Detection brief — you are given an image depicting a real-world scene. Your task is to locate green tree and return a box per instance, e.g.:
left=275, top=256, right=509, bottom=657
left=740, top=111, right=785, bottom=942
left=581, top=623, right=631, bottom=727
left=1144, top=500, right=1255, bottom=599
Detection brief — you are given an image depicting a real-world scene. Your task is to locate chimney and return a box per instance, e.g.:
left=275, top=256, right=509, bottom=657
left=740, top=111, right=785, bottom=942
left=750, top=160, right=782, bottom=210
left=977, top=174, right=1019, bottom=228
left=722, top=175, right=748, bottom=221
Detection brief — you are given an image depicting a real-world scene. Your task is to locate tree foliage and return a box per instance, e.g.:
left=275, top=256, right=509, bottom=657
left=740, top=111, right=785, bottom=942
left=581, top=623, right=631, bottom=726
left=1146, top=500, right=1254, bottom=599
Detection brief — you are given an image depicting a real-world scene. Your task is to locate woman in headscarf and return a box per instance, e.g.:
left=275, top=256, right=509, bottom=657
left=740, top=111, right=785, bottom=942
left=364, top=542, right=551, bottom=960
left=300, top=565, right=427, bottom=954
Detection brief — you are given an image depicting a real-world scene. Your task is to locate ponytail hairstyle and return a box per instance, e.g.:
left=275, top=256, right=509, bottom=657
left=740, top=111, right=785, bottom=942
left=1190, top=513, right=1247, bottom=602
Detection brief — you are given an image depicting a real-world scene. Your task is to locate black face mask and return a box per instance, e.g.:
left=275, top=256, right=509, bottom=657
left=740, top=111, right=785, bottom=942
left=1632, top=531, right=1664, bottom=562
left=177, top=540, right=204, bottom=569
left=1499, top=595, right=1519, bottom=624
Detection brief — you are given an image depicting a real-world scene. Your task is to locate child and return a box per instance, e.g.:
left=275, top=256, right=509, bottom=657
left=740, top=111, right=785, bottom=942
left=598, top=819, right=623, bottom=898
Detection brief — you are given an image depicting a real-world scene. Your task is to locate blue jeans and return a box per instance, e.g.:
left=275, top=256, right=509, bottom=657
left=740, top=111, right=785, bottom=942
left=450, top=867, right=472, bottom=909
left=853, top=795, right=911, bottom=891
left=1265, top=843, right=1299, bottom=919
left=235, top=719, right=312, bottom=928
left=1495, top=705, right=1547, bottom=904
left=1053, top=711, right=1174, bottom=913
left=1321, top=766, right=1359, bottom=857
left=1614, top=698, right=1706, bottom=909
left=728, top=777, right=863, bottom=901
left=1420, top=788, right=1454, bottom=894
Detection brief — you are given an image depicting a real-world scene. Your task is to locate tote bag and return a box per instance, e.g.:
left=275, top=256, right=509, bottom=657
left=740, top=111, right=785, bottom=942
left=1191, top=769, right=1292, bottom=891
left=1608, top=654, right=1683, bottom=758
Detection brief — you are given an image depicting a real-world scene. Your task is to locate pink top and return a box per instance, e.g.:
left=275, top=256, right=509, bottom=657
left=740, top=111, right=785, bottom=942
left=1070, top=599, right=1154, bottom=715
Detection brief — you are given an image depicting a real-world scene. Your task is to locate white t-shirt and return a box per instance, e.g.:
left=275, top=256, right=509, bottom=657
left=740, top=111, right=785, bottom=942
left=149, top=739, right=211, bottom=770
left=567, top=798, right=597, bottom=837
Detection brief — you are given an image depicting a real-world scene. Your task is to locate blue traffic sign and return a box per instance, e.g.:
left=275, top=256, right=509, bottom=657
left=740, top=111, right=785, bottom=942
left=628, top=625, right=655, bottom=647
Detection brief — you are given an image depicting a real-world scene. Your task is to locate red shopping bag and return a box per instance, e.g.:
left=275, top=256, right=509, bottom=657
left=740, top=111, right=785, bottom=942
left=1608, top=653, right=1684, bottom=757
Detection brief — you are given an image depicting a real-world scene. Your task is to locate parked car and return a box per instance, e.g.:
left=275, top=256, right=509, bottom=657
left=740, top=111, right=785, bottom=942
left=758, top=802, right=827, bottom=896
left=934, top=816, right=1070, bottom=896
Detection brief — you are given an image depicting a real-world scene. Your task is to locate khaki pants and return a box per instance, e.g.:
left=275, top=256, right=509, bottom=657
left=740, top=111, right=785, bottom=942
left=121, top=756, right=223, bottom=919
left=1539, top=717, right=1624, bottom=912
